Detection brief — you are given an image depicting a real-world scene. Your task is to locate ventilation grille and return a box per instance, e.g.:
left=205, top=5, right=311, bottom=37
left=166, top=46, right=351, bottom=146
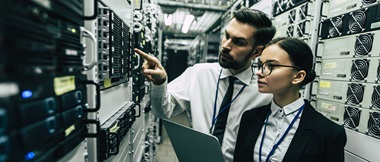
left=297, top=21, right=306, bottom=37
left=350, top=59, right=369, bottom=81
left=363, top=0, right=377, bottom=4
left=354, top=33, right=373, bottom=56
left=285, top=0, right=295, bottom=10
left=273, top=0, right=308, bottom=16
left=372, top=86, right=380, bottom=110
left=328, top=16, right=343, bottom=38
left=346, top=83, right=365, bottom=105
left=299, top=3, right=308, bottom=21
left=349, top=10, right=366, bottom=34
left=344, top=106, right=361, bottom=129
left=289, top=9, right=296, bottom=24
left=287, top=25, right=294, bottom=37
left=274, top=0, right=285, bottom=15
left=367, top=112, right=380, bottom=138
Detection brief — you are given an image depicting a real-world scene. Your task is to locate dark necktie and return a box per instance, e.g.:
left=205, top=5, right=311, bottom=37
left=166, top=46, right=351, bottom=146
left=213, top=76, right=236, bottom=145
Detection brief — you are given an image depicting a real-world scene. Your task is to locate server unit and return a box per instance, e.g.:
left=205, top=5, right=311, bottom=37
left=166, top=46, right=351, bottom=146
left=315, top=100, right=380, bottom=140
left=98, top=102, right=136, bottom=161
left=317, top=31, right=380, bottom=59
left=320, top=3, right=380, bottom=39
left=325, top=0, right=379, bottom=18
left=98, top=4, right=131, bottom=90
left=316, top=80, right=380, bottom=109
left=317, top=57, right=380, bottom=82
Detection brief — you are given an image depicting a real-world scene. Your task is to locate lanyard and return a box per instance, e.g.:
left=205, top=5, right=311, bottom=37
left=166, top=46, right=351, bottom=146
left=210, top=69, right=247, bottom=133
left=259, top=104, right=305, bottom=162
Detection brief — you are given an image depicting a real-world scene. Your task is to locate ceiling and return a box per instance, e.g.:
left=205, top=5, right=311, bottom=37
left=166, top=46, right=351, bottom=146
left=157, top=0, right=232, bottom=38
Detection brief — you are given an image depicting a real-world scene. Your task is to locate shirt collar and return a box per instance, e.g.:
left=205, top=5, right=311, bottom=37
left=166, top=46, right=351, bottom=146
left=219, top=66, right=253, bottom=85
left=270, top=97, right=305, bottom=116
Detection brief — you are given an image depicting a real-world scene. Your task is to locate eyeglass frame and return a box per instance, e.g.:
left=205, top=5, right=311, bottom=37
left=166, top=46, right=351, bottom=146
left=255, top=61, right=303, bottom=76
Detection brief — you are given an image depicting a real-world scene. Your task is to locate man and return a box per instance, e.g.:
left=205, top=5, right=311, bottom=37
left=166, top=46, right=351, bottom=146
left=135, top=8, right=276, bottom=161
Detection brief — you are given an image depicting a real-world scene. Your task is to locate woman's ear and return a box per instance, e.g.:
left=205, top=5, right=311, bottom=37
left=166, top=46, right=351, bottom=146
left=292, top=70, right=306, bottom=85
left=251, top=45, right=264, bottom=59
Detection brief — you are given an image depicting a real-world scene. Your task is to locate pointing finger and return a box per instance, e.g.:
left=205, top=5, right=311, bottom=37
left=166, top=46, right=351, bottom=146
left=134, top=48, right=159, bottom=64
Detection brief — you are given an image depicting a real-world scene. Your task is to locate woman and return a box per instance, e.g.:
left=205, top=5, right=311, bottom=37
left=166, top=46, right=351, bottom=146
left=234, top=37, right=346, bottom=162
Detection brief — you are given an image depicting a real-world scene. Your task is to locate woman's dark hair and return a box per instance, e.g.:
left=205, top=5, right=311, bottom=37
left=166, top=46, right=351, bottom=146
left=266, top=37, right=316, bottom=86
left=233, top=8, right=276, bottom=47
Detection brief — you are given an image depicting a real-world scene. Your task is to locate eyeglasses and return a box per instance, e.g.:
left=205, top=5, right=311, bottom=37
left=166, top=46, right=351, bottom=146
left=257, top=62, right=302, bottom=76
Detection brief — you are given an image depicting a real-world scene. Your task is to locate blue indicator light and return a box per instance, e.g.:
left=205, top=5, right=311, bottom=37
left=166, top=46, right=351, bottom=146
left=25, top=152, right=35, bottom=160
left=21, top=90, right=33, bottom=98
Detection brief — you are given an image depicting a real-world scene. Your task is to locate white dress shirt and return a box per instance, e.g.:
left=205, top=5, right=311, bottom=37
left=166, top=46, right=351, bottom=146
left=254, top=97, right=305, bottom=162
left=150, top=62, right=272, bottom=162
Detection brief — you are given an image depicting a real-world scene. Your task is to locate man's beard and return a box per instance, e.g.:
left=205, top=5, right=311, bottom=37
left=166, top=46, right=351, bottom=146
left=218, top=49, right=252, bottom=70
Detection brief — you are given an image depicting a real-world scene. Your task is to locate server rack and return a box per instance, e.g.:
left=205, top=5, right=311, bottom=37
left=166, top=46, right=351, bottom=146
left=0, top=0, right=101, bottom=161
left=0, top=0, right=160, bottom=162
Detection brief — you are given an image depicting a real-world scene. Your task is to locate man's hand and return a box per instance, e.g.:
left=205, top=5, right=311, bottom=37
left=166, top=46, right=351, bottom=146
left=134, top=48, right=167, bottom=85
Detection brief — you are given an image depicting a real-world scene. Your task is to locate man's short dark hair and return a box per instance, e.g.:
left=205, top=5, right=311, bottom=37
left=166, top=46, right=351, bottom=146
left=233, top=8, right=276, bottom=46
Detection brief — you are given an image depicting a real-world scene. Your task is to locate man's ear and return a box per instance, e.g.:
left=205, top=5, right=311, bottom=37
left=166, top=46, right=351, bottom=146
left=251, top=45, right=264, bottom=59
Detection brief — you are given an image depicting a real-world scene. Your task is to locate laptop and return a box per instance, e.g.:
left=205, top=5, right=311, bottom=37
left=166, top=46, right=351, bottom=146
left=161, top=118, right=225, bottom=162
